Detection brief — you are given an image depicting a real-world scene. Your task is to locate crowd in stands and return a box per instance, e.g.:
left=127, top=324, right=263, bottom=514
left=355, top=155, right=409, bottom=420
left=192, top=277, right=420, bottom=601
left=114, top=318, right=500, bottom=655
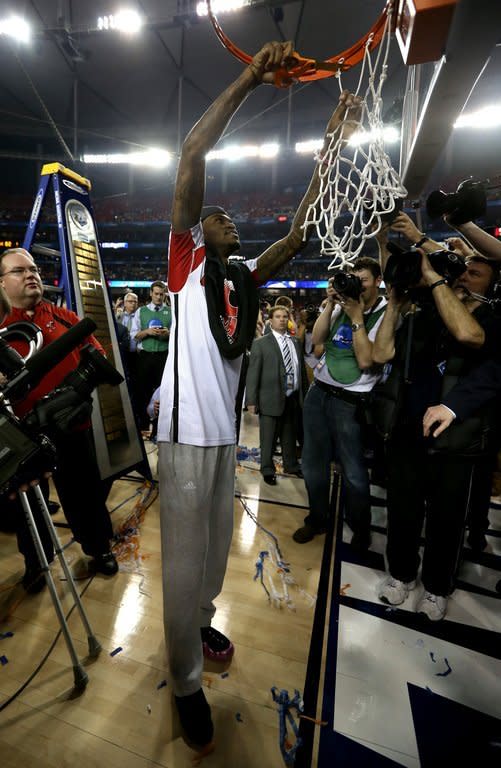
left=2, top=178, right=501, bottom=228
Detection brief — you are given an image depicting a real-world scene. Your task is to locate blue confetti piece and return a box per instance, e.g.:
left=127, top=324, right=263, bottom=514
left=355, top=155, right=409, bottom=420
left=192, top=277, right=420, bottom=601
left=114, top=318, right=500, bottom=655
left=0, top=655, right=8, bottom=666
left=415, top=638, right=424, bottom=648
left=110, top=646, right=123, bottom=657
left=156, top=679, right=167, bottom=689
left=221, top=672, right=229, bottom=679
left=429, top=652, right=436, bottom=663
left=0, top=631, right=13, bottom=639
left=436, top=658, right=452, bottom=677
left=236, top=712, right=243, bottom=722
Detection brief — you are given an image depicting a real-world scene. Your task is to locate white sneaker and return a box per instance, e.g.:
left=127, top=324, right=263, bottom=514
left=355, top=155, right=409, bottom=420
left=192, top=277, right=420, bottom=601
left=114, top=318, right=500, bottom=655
left=378, top=576, right=417, bottom=606
left=416, top=591, right=448, bottom=621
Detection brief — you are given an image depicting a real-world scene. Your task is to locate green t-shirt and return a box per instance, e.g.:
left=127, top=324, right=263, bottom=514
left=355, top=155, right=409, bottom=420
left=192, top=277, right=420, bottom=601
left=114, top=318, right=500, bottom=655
left=139, top=304, right=171, bottom=353
left=324, top=302, right=386, bottom=385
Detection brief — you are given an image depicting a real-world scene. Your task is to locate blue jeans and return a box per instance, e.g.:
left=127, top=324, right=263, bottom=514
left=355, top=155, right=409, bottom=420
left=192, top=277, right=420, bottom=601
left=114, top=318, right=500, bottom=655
left=302, top=383, right=371, bottom=534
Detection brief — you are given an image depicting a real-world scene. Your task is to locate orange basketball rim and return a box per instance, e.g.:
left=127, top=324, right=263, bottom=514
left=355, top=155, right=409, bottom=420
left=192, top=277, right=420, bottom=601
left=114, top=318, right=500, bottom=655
left=206, top=0, right=394, bottom=87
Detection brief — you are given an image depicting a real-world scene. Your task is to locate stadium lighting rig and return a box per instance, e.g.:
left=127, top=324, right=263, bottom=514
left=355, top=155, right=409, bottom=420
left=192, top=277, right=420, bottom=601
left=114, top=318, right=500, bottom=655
left=455, top=105, right=501, bottom=130
left=97, top=9, right=143, bottom=34
left=207, top=142, right=280, bottom=161
left=196, top=1, right=251, bottom=16
left=82, top=148, right=172, bottom=168
left=0, top=14, right=31, bottom=43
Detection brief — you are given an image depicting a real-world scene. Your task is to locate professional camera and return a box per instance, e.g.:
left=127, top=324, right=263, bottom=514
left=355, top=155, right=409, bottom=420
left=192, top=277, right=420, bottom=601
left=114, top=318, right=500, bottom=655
left=379, top=196, right=404, bottom=226
left=383, top=242, right=467, bottom=293
left=330, top=271, right=363, bottom=301
left=362, top=195, right=405, bottom=227
left=303, top=303, right=319, bottom=323
left=23, top=344, right=123, bottom=435
left=300, top=303, right=319, bottom=331
left=426, top=178, right=486, bottom=226
left=0, top=320, right=123, bottom=496
left=0, top=408, right=56, bottom=497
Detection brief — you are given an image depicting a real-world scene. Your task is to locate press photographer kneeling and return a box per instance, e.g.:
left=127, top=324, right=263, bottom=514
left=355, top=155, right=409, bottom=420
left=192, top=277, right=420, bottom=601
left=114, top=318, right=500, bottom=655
left=0, top=248, right=121, bottom=593
left=372, top=218, right=500, bottom=621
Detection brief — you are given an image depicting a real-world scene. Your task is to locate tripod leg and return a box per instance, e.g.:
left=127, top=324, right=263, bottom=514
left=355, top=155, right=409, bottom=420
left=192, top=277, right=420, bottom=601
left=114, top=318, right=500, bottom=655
left=32, top=485, right=102, bottom=659
left=19, top=489, right=88, bottom=691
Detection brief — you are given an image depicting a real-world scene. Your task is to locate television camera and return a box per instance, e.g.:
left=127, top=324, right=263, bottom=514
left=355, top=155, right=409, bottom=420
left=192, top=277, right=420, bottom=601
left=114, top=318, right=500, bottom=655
left=0, top=318, right=123, bottom=497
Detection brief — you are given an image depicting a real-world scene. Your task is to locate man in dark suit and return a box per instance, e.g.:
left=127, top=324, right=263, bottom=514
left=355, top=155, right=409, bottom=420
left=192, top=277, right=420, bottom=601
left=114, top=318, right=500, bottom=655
left=423, top=357, right=501, bottom=436
left=246, top=305, right=308, bottom=484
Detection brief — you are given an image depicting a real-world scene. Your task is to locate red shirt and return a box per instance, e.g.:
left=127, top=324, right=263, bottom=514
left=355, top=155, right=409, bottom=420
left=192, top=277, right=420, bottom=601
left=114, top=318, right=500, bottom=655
left=3, top=300, right=104, bottom=418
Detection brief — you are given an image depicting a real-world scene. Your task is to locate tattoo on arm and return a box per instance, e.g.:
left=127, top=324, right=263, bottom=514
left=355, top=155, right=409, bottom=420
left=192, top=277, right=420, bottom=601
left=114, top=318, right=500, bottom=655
left=255, top=238, right=293, bottom=282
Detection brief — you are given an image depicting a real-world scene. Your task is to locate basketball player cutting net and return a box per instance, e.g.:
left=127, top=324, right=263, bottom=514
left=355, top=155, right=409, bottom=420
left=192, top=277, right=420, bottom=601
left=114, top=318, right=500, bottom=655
left=156, top=40, right=361, bottom=753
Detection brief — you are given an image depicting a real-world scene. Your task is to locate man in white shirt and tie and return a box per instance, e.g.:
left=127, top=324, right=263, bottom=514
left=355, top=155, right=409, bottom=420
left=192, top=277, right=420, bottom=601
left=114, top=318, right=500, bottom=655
left=119, top=292, right=139, bottom=352
left=246, top=305, right=308, bottom=484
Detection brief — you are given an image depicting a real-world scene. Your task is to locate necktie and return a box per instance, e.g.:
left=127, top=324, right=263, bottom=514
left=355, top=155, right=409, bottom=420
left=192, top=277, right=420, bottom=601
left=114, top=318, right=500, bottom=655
left=126, top=314, right=133, bottom=331
left=281, top=335, right=294, bottom=376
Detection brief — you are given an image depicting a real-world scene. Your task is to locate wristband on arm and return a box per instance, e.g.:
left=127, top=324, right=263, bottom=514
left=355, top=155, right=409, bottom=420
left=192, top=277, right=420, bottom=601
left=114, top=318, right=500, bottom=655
left=430, top=278, right=448, bottom=291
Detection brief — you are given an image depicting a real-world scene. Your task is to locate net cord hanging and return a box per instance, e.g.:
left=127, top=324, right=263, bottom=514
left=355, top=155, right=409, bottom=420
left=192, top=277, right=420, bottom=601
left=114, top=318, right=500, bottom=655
left=301, top=5, right=407, bottom=269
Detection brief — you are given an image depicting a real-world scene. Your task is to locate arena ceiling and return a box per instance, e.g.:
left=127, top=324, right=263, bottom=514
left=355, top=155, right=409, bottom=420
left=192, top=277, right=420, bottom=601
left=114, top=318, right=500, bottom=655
left=1, top=1, right=501, bottom=199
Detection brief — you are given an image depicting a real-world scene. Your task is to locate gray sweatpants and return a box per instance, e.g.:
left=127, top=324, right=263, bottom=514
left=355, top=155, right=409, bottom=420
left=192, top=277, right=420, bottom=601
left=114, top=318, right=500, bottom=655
left=158, top=441, right=235, bottom=696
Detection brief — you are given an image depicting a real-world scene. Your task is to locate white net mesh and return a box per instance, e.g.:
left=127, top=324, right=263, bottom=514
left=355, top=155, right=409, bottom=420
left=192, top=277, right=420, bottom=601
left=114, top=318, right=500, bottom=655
left=302, top=6, right=407, bottom=269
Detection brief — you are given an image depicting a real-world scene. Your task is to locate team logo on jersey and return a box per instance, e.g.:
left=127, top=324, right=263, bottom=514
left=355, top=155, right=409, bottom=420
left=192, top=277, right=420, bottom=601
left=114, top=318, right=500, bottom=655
left=222, top=278, right=238, bottom=341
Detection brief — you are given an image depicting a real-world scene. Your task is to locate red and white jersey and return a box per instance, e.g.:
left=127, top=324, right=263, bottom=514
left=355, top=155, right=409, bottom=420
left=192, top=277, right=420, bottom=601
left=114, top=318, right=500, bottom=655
left=157, top=221, right=258, bottom=446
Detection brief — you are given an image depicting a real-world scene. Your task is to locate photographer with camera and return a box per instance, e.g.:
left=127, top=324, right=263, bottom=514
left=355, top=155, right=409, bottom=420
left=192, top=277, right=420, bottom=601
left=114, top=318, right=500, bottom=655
left=0, top=248, right=118, bottom=592
left=425, top=176, right=501, bottom=264
left=373, top=214, right=500, bottom=621
left=293, top=256, right=386, bottom=547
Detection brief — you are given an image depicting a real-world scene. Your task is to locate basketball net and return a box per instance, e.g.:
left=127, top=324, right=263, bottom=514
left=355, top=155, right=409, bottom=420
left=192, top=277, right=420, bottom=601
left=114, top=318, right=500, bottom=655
left=302, top=6, right=407, bottom=269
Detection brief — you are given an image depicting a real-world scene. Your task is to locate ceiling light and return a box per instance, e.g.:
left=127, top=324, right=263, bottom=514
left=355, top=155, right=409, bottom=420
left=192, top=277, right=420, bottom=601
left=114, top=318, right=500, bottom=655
left=295, top=128, right=400, bottom=154
left=455, top=105, right=501, bottom=129
left=207, top=142, right=279, bottom=161
left=295, top=140, right=323, bottom=154
left=82, top=149, right=171, bottom=168
left=348, top=126, right=400, bottom=147
left=114, top=9, right=142, bottom=34
left=97, top=9, right=142, bottom=34
left=0, top=15, right=31, bottom=43
left=196, top=1, right=249, bottom=17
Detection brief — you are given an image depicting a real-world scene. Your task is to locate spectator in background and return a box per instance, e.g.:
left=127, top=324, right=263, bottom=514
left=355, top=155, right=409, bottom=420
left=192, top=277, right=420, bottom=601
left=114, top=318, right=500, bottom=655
left=116, top=291, right=140, bottom=420
left=132, top=281, right=171, bottom=434
left=276, top=295, right=297, bottom=335
left=297, top=304, right=322, bottom=385
left=147, top=385, right=161, bottom=443
left=246, top=305, right=307, bottom=484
